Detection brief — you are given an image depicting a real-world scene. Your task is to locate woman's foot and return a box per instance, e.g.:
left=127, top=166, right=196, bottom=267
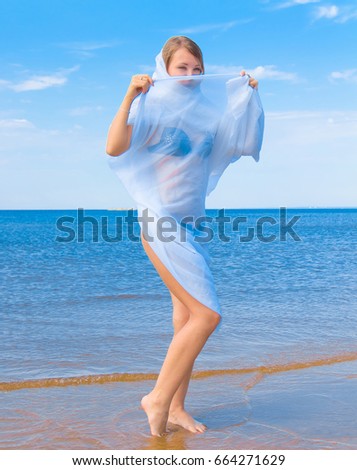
left=141, top=394, right=169, bottom=437
left=168, top=408, right=207, bottom=433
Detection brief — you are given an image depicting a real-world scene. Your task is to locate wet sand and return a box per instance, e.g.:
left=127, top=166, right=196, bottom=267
left=1, top=358, right=356, bottom=450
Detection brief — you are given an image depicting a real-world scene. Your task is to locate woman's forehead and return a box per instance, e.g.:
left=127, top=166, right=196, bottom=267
left=171, top=48, right=201, bottom=64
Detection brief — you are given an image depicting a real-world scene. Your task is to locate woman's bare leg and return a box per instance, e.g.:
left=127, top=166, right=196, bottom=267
left=168, top=292, right=207, bottom=433
left=140, top=232, right=220, bottom=436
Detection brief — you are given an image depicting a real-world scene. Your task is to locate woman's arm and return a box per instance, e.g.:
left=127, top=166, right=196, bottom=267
left=106, top=74, right=153, bottom=157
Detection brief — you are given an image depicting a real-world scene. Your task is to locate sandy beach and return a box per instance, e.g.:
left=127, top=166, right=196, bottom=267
left=1, top=357, right=356, bottom=450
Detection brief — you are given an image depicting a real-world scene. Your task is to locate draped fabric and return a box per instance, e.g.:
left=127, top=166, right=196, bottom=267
left=108, top=50, right=264, bottom=317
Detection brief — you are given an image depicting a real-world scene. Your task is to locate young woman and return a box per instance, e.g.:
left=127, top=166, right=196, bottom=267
left=106, top=36, right=262, bottom=437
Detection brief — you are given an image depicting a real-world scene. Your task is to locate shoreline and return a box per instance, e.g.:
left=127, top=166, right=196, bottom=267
left=1, top=360, right=356, bottom=450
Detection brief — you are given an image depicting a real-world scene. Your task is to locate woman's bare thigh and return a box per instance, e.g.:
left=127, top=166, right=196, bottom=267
left=140, top=231, right=216, bottom=317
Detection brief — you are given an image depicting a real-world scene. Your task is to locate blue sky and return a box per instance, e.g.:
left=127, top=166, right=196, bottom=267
left=0, top=0, right=356, bottom=209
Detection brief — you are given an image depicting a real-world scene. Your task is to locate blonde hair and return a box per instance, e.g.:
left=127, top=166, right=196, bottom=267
left=162, top=36, right=205, bottom=73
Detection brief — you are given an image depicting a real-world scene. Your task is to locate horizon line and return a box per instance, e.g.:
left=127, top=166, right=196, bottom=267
left=1, top=206, right=357, bottom=211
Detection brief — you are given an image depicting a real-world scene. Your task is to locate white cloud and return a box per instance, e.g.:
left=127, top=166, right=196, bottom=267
left=329, top=69, right=357, bottom=83
left=266, top=110, right=323, bottom=120
left=60, top=40, right=121, bottom=58
left=249, top=65, right=298, bottom=81
left=271, top=1, right=357, bottom=22
left=339, top=8, right=357, bottom=22
left=0, top=118, right=100, bottom=160
left=178, top=20, right=250, bottom=34
left=207, top=64, right=298, bottom=81
left=206, top=64, right=245, bottom=74
left=4, top=66, right=79, bottom=93
left=265, top=110, right=357, bottom=143
left=315, top=5, right=339, bottom=19
left=11, top=75, right=68, bottom=92
left=313, top=4, right=357, bottom=22
left=69, top=105, right=104, bottom=116
left=292, top=0, right=319, bottom=3
left=0, top=118, right=34, bottom=129
left=0, top=79, right=11, bottom=89
left=274, top=0, right=320, bottom=10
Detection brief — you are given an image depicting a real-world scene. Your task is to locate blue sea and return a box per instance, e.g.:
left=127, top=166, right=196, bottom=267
left=1, top=208, right=357, bottom=449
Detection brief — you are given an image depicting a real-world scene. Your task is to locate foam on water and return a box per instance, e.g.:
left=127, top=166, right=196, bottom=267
left=1, top=351, right=356, bottom=391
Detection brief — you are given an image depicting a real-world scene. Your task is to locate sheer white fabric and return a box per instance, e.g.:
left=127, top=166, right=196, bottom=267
left=108, top=50, right=264, bottom=316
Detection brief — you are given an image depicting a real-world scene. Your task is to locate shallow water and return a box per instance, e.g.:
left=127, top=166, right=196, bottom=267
left=1, top=208, right=357, bottom=448
left=1, top=361, right=356, bottom=450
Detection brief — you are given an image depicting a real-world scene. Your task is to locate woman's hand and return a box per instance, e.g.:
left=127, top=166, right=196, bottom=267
left=125, top=74, right=154, bottom=100
left=240, top=70, right=258, bottom=90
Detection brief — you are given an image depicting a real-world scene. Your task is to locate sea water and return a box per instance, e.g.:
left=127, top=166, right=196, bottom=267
left=1, top=208, right=356, bottom=449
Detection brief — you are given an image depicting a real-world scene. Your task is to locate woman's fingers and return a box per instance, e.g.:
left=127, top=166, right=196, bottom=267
left=249, top=78, right=258, bottom=89
left=240, top=70, right=258, bottom=89
left=127, top=74, right=154, bottom=99
left=133, top=74, right=154, bottom=86
left=132, top=74, right=153, bottom=93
